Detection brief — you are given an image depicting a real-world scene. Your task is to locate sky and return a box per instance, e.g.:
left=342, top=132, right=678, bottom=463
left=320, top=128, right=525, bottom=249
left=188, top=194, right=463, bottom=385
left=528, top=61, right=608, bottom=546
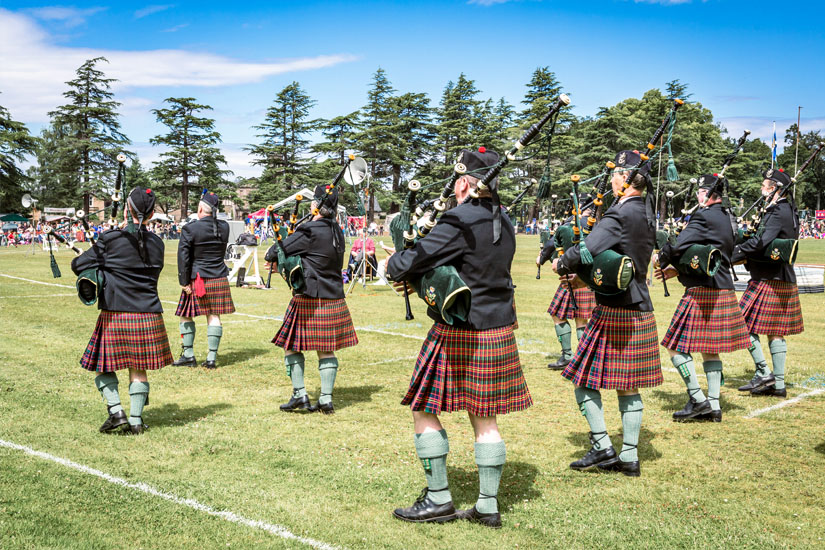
left=1, top=0, right=823, bottom=179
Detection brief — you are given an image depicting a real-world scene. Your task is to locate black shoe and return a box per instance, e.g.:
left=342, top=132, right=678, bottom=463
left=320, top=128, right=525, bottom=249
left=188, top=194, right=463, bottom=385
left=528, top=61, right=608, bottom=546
left=696, top=409, right=722, bottom=422
left=455, top=505, right=502, bottom=529
left=548, top=356, right=571, bottom=370
left=280, top=394, right=311, bottom=412
left=308, top=401, right=335, bottom=415
left=392, top=489, right=457, bottom=523
left=173, top=355, right=197, bottom=367
left=598, top=457, right=641, bottom=477
left=126, top=418, right=147, bottom=435
left=570, top=433, right=617, bottom=471
left=751, top=385, right=787, bottom=398
left=749, top=373, right=776, bottom=393
left=201, top=360, right=217, bottom=370
left=672, top=396, right=713, bottom=422
left=99, top=407, right=128, bottom=433
left=737, top=374, right=762, bottom=391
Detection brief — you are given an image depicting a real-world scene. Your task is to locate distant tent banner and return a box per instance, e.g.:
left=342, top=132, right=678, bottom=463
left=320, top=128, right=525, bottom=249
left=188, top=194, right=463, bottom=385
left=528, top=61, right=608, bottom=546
left=734, top=264, right=824, bottom=294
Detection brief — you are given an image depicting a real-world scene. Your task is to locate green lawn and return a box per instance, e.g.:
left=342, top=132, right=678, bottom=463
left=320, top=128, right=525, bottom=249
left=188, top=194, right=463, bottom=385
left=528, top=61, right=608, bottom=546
left=1, top=236, right=823, bottom=550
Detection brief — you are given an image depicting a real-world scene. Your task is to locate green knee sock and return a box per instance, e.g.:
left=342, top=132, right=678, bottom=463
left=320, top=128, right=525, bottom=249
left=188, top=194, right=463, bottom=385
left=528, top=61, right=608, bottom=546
left=206, top=325, right=223, bottom=362
left=574, top=386, right=609, bottom=451
left=318, top=357, right=338, bottom=405
left=769, top=339, right=787, bottom=390
left=475, top=441, right=506, bottom=514
left=128, top=381, right=149, bottom=426
left=618, top=394, right=643, bottom=462
left=94, top=373, right=122, bottom=415
left=748, top=334, right=769, bottom=377
left=576, top=326, right=585, bottom=341
left=671, top=353, right=706, bottom=402
left=555, top=321, right=572, bottom=360
left=703, top=360, right=723, bottom=411
left=414, top=430, right=452, bottom=505
left=285, top=353, right=306, bottom=398
left=180, top=321, right=196, bottom=358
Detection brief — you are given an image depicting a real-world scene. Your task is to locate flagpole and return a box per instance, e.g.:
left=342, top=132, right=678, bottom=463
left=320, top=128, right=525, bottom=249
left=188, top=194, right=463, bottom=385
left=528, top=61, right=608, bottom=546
left=794, top=106, right=802, bottom=200
left=771, top=121, right=776, bottom=169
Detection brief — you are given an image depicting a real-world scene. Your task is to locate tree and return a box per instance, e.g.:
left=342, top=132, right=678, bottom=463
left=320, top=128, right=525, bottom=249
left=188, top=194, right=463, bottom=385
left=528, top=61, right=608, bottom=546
left=434, top=74, right=483, bottom=167
left=355, top=68, right=397, bottom=188
left=314, top=111, right=360, bottom=164
left=0, top=100, right=38, bottom=212
left=777, top=125, right=825, bottom=210
left=386, top=92, right=434, bottom=194
left=150, top=97, right=229, bottom=217
left=48, top=57, right=130, bottom=205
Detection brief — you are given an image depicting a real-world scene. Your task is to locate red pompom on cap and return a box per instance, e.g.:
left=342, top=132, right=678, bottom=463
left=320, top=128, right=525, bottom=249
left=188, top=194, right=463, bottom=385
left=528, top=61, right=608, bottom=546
left=146, top=189, right=152, bottom=194
left=714, top=173, right=719, bottom=177
left=478, top=146, right=486, bottom=153
left=778, top=168, right=784, bottom=172
left=633, top=150, right=639, bottom=154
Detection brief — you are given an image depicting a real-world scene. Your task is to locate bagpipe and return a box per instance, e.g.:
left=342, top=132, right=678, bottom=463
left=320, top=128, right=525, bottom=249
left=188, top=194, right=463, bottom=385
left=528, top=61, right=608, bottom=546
left=391, top=94, right=571, bottom=323
left=536, top=193, right=561, bottom=280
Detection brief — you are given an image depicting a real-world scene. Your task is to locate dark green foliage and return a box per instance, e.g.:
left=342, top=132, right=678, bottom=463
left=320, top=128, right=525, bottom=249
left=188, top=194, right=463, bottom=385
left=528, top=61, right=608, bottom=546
left=0, top=99, right=38, bottom=212
left=777, top=125, right=824, bottom=211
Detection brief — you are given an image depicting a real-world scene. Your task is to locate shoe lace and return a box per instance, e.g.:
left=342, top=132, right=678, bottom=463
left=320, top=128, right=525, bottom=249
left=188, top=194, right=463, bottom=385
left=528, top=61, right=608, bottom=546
left=414, top=488, right=429, bottom=505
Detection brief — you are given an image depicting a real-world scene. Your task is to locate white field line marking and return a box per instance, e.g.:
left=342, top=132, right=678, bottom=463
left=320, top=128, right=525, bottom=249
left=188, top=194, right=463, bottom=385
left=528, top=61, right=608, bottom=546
left=371, top=355, right=417, bottom=366
left=745, top=388, right=825, bottom=418
left=0, top=293, right=75, bottom=299
left=0, top=274, right=74, bottom=288
left=0, top=438, right=341, bottom=550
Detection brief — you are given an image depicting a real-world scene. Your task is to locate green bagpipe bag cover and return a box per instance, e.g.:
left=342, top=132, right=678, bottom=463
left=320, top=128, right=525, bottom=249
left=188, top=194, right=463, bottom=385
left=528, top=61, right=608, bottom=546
left=76, top=268, right=101, bottom=306
left=655, top=229, right=670, bottom=250
left=275, top=244, right=305, bottom=292
left=578, top=249, right=635, bottom=295
left=554, top=224, right=575, bottom=252
left=539, top=230, right=552, bottom=246
left=410, top=265, right=471, bottom=326
left=762, top=238, right=798, bottom=264
left=389, top=211, right=409, bottom=253
left=735, top=228, right=748, bottom=246
left=677, top=244, right=721, bottom=277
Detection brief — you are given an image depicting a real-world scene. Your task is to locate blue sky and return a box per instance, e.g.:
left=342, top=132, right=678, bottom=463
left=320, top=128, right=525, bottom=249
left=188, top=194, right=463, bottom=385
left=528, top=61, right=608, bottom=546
left=1, top=1, right=823, bottom=177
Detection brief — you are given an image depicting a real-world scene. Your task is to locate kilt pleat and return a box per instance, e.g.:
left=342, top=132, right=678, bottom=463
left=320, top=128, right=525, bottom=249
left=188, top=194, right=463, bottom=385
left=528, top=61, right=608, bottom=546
left=80, top=311, right=173, bottom=372
left=661, top=288, right=750, bottom=353
left=562, top=305, right=662, bottom=390
left=739, top=280, right=804, bottom=336
left=175, top=276, right=236, bottom=317
left=547, top=284, right=596, bottom=320
left=401, top=323, right=532, bottom=417
left=272, top=295, right=358, bottom=351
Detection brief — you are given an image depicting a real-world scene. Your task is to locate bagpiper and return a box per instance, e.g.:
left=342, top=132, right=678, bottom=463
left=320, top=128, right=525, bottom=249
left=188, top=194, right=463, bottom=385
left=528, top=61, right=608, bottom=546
left=388, top=148, right=532, bottom=528
left=656, top=174, right=750, bottom=422
left=71, top=187, right=173, bottom=435
left=552, top=150, right=662, bottom=477
left=174, top=192, right=235, bottom=369
left=732, top=168, right=804, bottom=398
left=267, top=184, right=358, bottom=414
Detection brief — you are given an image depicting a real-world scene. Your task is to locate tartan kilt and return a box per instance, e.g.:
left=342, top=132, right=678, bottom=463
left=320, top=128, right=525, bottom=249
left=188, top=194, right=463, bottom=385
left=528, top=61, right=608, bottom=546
left=175, top=276, right=236, bottom=317
left=562, top=305, right=662, bottom=390
left=661, top=288, right=750, bottom=354
left=547, top=284, right=597, bottom=320
left=272, top=295, right=358, bottom=351
left=80, top=311, right=173, bottom=373
left=401, top=323, right=532, bottom=417
left=739, top=280, right=804, bottom=336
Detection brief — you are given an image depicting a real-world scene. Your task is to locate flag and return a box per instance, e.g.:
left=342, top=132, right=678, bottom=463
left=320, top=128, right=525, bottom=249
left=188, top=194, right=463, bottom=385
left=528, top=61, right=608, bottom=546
left=771, top=122, right=777, bottom=168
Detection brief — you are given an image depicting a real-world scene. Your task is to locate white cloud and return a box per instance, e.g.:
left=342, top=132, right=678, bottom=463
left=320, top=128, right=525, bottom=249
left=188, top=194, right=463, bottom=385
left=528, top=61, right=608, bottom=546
left=134, top=5, right=174, bottom=19
left=25, top=6, right=106, bottom=28
left=161, top=23, right=189, bottom=32
left=0, top=9, right=358, bottom=122
left=130, top=141, right=261, bottom=179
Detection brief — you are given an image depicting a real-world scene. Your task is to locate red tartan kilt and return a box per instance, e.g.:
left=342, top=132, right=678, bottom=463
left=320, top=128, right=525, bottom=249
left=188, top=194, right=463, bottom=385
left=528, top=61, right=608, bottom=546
left=739, top=280, right=804, bottom=336
left=401, top=323, right=532, bottom=417
left=80, top=311, right=173, bottom=372
left=547, top=284, right=596, bottom=320
left=661, top=288, right=750, bottom=353
left=562, top=305, right=662, bottom=390
left=272, top=295, right=358, bottom=351
left=175, top=277, right=236, bottom=317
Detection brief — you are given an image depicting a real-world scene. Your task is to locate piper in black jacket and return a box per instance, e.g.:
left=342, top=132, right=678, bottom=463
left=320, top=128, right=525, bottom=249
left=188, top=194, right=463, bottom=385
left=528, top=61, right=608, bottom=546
left=268, top=184, right=358, bottom=415
left=71, top=187, right=173, bottom=435
left=387, top=148, right=532, bottom=529
left=173, top=192, right=235, bottom=369
left=553, top=150, right=662, bottom=478
left=731, top=169, right=804, bottom=398
left=656, top=175, right=750, bottom=422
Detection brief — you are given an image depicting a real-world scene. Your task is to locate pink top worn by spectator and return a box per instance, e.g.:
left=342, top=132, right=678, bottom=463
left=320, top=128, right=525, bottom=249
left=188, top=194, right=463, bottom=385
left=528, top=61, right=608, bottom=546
left=351, top=237, right=375, bottom=255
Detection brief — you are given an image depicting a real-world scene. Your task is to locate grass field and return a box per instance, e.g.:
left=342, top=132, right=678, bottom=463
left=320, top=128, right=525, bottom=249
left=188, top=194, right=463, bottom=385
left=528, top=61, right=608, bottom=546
left=1, top=236, right=824, bottom=550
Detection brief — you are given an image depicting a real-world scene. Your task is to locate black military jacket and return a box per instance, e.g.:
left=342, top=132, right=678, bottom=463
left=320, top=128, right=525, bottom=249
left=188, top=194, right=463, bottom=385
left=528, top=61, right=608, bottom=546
left=557, top=196, right=655, bottom=311
left=71, top=226, right=165, bottom=313
left=266, top=218, right=345, bottom=299
left=659, top=203, right=736, bottom=290
left=731, top=198, right=798, bottom=283
left=387, top=197, right=517, bottom=330
left=177, top=217, right=230, bottom=285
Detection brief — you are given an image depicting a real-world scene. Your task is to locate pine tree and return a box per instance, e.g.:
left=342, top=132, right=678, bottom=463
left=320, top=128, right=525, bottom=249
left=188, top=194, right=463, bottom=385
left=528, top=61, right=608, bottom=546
left=355, top=68, right=396, bottom=185
left=435, top=74, right=482, bottom=168
left=777, top=125, right=824, bottom=209
left=387, top=92, right=434, bottom=194
left=48, top=57, right=130, bottom=206
left=150, top=97, right=229, bottom=217
left=314, top=111, right=360, bottom=164
left=0, top=100, right=38, bottom=212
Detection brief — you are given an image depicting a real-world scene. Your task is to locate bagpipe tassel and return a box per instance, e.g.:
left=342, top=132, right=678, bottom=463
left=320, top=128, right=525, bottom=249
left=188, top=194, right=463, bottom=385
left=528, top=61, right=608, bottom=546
left=49, top=253, right=61, bottom=278
left=579, top=241, right=594, bottom=265
left=666, top=145, right=679, bottom=182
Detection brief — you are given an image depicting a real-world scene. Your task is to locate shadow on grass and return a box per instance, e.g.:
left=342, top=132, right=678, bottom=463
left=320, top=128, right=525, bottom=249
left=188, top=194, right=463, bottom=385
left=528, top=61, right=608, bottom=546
left=446, top=461, right=540, bottom=512
left=652, top=389, right=746, bottom=413
left=565, top=427, right=662, bottom=464
left=215, top=347, right=270, bottom=366
left=322, top=384, right=383, bottom=410
left=815, top=441, right=825, bottom=456
left=147, top=402, right=231, bottom=428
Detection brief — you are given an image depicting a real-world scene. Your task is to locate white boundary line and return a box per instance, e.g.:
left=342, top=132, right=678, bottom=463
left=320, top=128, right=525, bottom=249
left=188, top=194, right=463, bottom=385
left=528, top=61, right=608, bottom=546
left=745, top=388, right=825, bottom=418
left=0, top=293, right=75, bottom=299
left=0, top=438, right=341, bottom=550
left=0, top=274, right=74, bottom=288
